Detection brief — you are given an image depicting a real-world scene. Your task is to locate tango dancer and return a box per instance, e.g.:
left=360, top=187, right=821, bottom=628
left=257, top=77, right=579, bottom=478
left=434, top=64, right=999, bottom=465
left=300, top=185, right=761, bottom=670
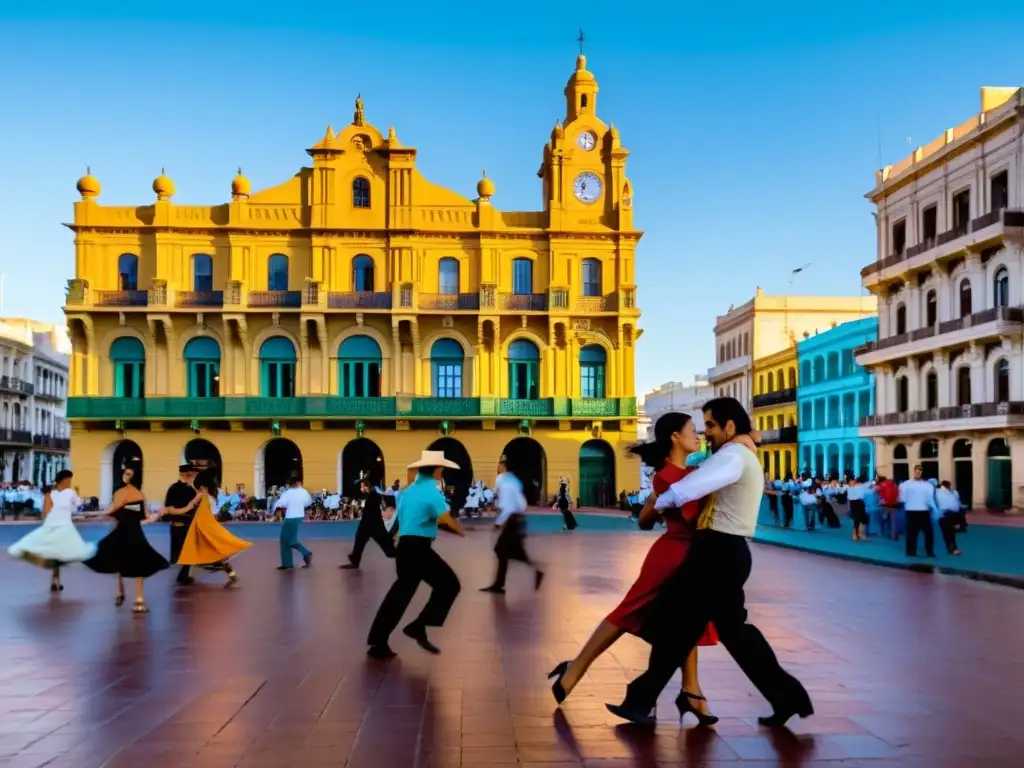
left=163, top=463, right=201, bottom=585
left=366, top=451, right=464, bottom=660
left=276, top=473, right=313, bottom=570
left=554, top=477, right=578, bottom=530
left=176, top=469, right=251, bottom=582
left=481, top=456, right=543, bottom=595
left=341, top=474, right=396, bottom=569
left=549, top=413, right=718, bottom=725
left=85, top=463, right=169, bottom=613
left=8, top=470, right=96, bottom=592
left=607, top=398, right=813, bottom=727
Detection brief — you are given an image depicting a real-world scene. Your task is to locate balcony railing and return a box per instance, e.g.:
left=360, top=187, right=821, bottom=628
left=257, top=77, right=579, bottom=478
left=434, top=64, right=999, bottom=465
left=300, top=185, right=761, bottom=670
left=971, top=210, right=1001, bottom=231
left=94, top=290, right=148, bottom=307
left=862, top=401, right=1024, bottom=427
left=0, top=429, right=32, bottom=445
left=936, top=222, right=969, bottom=247
left=760, top=425, right=798, bottom=444
left=177, top=291, right=224, bottom=308
left=752, top=388, right=796, bottom=408
left=66, top=396, right=638, bottom=421
left=500, top=293, right=548, bottom=311
left=32, top=435, right=70, bottom=451
left=855, top=306, right=1024, bottom=357
left=574, top=293, right=618, bottom=313
left=247, top=291, right=301, bottom=308
left=0, top=376, right=34, bottom=396
left=418, top=293, right=480, bottom=311
left=327, top=291, right=393, bottom=310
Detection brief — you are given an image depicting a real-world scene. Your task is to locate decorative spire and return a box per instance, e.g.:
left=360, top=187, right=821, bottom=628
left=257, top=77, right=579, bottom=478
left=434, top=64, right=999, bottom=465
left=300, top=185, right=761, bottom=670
left=354, top=94, right=365, bottom=126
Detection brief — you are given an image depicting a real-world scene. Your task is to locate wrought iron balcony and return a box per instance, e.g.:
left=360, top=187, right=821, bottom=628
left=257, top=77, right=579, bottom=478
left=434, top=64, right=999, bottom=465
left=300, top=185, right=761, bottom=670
left=855, top=306, right=1024, bottom=358
left=0, top=429, right=32, bottom=445
left=247, top=291, right=301, bottom=308
left=177, top=291, right=224, bottom=308
left=752, top=388, right=796, bottom=408
left=327, top=291, right=393, bottom=310
left=759, top=425, right=798, bottom=444
left=500, top=293, right=548, bottom=311
left=32, top=435, right=70, bottom=451
left=418, top=293, right=480, bottom=311
left=94, top=290, right=148, bottom=307
left=861, top=402, right=1024, bottom=427
left=0, top=376, right=34, bottom=396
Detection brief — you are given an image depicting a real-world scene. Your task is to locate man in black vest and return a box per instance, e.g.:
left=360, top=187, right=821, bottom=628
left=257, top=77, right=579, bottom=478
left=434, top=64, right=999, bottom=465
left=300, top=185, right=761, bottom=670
left=341, top=472, right=396, bottom=569
left=164, top=463, right=200, bottom=585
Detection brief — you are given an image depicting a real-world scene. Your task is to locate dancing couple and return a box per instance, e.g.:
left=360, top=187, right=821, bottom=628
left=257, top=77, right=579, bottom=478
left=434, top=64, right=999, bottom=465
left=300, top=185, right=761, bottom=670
left=600, top=397, right=812, bottom=727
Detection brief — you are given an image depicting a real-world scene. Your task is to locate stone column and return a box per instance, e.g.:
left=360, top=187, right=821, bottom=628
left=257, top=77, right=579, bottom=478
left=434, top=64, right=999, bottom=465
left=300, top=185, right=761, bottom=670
left=968, top=345, right=985, bottom=403
left=934, top=353, right=950, bottom=407
left=906, top=359, right=920, bottom=412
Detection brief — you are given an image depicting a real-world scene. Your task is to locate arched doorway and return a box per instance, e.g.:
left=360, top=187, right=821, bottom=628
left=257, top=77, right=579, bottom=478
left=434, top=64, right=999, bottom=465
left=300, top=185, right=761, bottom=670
left=953, top=439, right=973, bottom=508
left=502, top=437, right=546, bottom=506
left=579, top=440, right=615, bottom=507
left=986, top=438, right=1011, bottom=509
left=183, top=438, right=222, bottom=486
left=100, top=440, right=144, bottom=504
left=340, top=438, right=385, bottom=494
left=919, top=439, right=940, bottom=481
left=892, top=444, right=909, bottom=483
left=427, top=437, right=473, bottom=516
left=257, top=438, right=302, bottom=496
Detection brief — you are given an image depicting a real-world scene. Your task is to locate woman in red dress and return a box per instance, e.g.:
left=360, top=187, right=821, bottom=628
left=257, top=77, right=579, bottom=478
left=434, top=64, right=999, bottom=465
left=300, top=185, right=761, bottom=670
left=548, top=412, right=719, bottom=725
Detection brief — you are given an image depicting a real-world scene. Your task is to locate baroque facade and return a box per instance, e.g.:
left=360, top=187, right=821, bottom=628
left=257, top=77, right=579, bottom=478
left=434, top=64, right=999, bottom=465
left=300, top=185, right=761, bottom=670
left=64, top=54, right=641, bottom=507
left=857, top=86, right=1024, bottom=508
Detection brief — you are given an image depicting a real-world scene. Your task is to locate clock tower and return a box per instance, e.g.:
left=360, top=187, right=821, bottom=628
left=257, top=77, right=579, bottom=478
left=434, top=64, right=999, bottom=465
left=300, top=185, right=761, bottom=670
left=540, top=53, right=634, bottom=233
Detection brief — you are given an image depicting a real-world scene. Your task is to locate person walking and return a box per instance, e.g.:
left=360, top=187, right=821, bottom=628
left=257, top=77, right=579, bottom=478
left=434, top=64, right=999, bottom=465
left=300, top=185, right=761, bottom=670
left=935, top=480, right=962, bottom=556
left=341, top=474, right=396, bottom=570
left=481, top=456, right=543, bottom=595
left=366, top=451, right=464, bottom=660
left=899, top=465, right=938, bottom=558
left=276, top=473, right=313, bottom=570
left=846, top=477, right=869, bottom=541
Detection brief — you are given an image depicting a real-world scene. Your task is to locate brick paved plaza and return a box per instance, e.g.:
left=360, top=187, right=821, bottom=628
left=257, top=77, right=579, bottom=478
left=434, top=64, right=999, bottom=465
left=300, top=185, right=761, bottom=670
left=1, top=521, right=1022, bottom=767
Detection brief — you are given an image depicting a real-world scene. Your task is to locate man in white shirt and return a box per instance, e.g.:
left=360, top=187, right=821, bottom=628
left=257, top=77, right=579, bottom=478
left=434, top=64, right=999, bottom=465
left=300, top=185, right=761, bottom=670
left=481, top=457, right=544, bottom=594
left=276, top=472, right=313, bottom=570
left=898, top=465, right=938, bottom=558
left=607, top=397, right=812, bottom=729
left=934, top=480, right=963, bottom=556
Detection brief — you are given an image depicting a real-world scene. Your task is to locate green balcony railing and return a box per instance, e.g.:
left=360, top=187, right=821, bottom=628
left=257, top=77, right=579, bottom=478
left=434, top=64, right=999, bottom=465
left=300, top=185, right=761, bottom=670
left=66, top=395, right=637, bottom=421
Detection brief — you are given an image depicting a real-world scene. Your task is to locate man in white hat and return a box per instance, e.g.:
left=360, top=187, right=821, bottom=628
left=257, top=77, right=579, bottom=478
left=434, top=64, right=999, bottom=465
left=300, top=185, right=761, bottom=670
left=366, top=450, right=464, bottom=660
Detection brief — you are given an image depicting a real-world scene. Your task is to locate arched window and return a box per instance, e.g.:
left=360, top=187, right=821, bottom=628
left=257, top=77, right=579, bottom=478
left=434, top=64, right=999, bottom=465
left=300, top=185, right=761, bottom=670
left=580, top=344, right=606, bottom=398
left=893, top=443, right=909, bottom=482
left=338, top=336, right=382, bottom=398
left=352, top=177, right=370, bottom=208
left=994, top=266, right=1009, bottom=309
left=184, top=337, right=220, bottom=398
left=895, top=375, right=909, bottom=413
left=582, top=258, right=602, bottom=297
left=259, top=337, right=296, bottom=398
left=757, top=375, right=765, bottom=395
left=268, top=254, right=288, bottom=292
left=995, top=358, right=1010, bottom=403
left=430, top=339, right=464, bottom=398
left=352, top=255, right=374, bottom=292
left=956, top=366, right=971, bottom=406
left=118, top=253, right=139, bottom=291
left=720, top=344, right=726, bottom=364
left=800, top=401, right=812, bottom=428
left=508, top=339, right=540, bottom=400
left=743, top=333, right=749, bottom=356
left=192, top=254, right=213, bottom=292
left=959, top=279, right=972, bottom=317
left=895, top=303, right=907, bottom=335
left=925, top=370, right=938, bottom=410
left=812, top=356, right=825, bottom=383
left=512, top=258, right=533, bottom=295
left=800, top=360, right=812, bottom=384
left=767, top=372, right=775, bottom=392
left=827, top=353, right=839, bottom=379
left=110, top=337, right=145, bottom=398
left=438, top=258, right=459, bottom=295
left=788, top=367, right=797, bottom=388
left=925, top=290, right=937, bottom=327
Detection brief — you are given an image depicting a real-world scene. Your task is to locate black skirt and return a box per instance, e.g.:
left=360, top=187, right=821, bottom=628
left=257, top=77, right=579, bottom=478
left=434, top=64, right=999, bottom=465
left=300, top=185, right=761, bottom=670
left=85, top=507, right=170, bottom=578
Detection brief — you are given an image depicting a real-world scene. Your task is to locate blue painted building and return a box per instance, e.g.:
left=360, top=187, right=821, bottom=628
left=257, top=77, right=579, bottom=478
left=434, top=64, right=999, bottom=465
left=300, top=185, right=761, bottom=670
left=797, top=317, right=877, bottom=479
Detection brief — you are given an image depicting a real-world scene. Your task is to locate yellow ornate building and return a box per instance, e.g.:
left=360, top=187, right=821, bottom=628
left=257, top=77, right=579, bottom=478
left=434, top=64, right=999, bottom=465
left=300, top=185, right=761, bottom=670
left=64, top=54, right=641, bottom=507
left=752, top=345, right=798, bottom=479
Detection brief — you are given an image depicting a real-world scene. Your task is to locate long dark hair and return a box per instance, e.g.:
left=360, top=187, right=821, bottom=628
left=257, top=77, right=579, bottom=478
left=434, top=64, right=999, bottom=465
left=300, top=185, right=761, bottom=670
left=195, top=469, right=219, bottom=496
left=629, top=412, right=691, bottom=471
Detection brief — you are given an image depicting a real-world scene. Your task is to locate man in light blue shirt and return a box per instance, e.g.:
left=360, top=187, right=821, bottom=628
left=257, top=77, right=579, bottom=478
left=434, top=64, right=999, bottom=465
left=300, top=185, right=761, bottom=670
left=898, top=465, right=938, bottom=557
left=935, top=481, right=963, bottom=556
left=366, top=450, right=463, bottom=660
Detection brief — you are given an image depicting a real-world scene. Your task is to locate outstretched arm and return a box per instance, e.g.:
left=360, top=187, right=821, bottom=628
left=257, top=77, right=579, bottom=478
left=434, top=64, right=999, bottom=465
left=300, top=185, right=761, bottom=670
left=654, top=449, right=745, bottom=510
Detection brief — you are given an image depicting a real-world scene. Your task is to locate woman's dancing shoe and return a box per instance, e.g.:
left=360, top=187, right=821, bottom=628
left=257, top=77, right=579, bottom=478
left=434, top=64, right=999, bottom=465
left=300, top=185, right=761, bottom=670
left=548, top=661, right=570, bottom=705
left=675, top=691, right=718, bottom=726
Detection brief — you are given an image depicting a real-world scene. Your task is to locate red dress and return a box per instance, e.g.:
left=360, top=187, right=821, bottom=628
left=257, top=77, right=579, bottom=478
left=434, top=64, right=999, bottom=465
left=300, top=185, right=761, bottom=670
left=606, top=463, right=719, bottom=645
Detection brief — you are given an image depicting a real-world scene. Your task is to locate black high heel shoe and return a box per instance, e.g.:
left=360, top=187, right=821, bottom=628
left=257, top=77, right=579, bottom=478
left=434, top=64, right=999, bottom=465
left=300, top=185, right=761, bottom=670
left=675, top=691, right=719, bottom=726
left=548, top=661, right=571, bottom=705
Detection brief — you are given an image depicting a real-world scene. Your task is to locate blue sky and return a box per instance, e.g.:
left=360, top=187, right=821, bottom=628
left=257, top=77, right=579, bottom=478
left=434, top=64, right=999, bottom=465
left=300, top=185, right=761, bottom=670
left=1, top=2, right=1023, bottom=395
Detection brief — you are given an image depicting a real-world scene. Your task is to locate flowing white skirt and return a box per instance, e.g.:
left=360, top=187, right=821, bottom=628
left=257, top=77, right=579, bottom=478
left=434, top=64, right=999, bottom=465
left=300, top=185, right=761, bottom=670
left=8, top=522, right=97, bottom=567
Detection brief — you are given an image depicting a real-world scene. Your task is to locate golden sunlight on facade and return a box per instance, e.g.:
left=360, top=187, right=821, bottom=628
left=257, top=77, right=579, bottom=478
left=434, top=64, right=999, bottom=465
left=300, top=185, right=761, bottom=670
left=64, top=55, right=641, bottom=506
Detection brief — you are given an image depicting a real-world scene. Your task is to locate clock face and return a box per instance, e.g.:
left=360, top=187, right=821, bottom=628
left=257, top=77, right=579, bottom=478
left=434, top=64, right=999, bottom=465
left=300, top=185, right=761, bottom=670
left=573, top=172, right=602, bottom=204
left=576, top=131, right=596, bottom=151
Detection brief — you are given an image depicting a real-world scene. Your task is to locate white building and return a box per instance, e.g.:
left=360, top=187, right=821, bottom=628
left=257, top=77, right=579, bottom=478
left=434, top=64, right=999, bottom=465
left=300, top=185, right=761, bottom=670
left=0, top=318, right=71, bottom=485
left=856, top=86, right=1024, bottom=509
left=636, top=396, right=652, bottom=441
left=643, top=378, right=715, bottom=433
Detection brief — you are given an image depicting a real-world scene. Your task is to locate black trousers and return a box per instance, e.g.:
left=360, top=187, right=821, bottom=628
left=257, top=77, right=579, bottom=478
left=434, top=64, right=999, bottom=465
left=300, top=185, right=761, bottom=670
left=492, top=514, right=534, bottom=588
left=938, top=514, right=959, bottom=553
left=169, top=524, right=191, bottom=581
left=350, top=517, right=396, bottom=566
left=780, top=495, right=794, bottom=527
left=367, top=536, right=460, bottom=646
left=559, top=504, right=578, bottom=530
left=767, top=494, right=779, bottom=522
left=621, top=530, right=811, bottom=715
left=904, top=510, right=935, bottom=556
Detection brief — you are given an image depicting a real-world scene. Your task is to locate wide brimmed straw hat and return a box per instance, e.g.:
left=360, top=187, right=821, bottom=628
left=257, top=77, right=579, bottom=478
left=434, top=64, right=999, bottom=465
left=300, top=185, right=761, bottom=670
left=407, top=450, right=460, bottom=470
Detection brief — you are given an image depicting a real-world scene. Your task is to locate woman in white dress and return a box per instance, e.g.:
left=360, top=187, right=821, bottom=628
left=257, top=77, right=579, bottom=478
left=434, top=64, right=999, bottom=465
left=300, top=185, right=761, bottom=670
left=8, top=470, right=96, bottom=592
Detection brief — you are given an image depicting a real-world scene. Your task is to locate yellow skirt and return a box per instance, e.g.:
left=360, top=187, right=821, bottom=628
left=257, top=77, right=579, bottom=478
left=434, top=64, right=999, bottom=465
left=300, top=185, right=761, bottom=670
left=178, top=496, right=252, bottom=565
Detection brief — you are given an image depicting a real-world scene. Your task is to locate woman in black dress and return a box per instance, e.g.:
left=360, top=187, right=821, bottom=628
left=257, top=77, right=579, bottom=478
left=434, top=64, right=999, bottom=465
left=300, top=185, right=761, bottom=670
left=555, top=478, right=578, bottom=530
left=85, top=463, right=169, bottom=613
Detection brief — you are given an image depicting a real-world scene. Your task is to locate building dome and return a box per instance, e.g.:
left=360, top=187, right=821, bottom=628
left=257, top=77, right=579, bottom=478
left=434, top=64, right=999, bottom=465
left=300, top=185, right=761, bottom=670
left=76, top=168, right=100, bottom=199
left=231, top=167, right=251, bottom=199
left=477, top=170, right=494, bottom=200
left=153, top=169, right=175, bottom=201
left=568, top=54, right=595, bottom=84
